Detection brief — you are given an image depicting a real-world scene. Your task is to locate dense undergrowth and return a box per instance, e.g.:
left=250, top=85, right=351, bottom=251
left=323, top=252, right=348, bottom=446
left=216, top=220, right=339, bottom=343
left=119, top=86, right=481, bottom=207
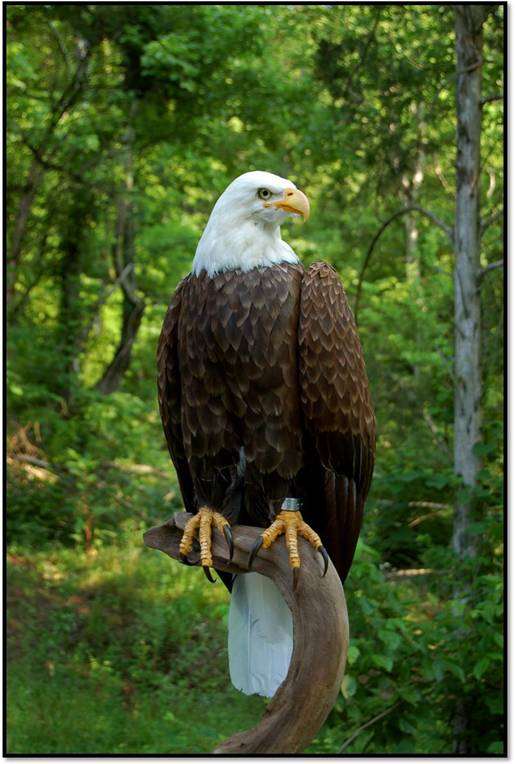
left=7, top=505, right=503, bottom=754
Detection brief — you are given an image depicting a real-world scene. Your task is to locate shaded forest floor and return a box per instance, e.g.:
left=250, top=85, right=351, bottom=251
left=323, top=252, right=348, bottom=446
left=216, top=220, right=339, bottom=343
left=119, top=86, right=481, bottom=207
left=8, top=528, right=357, bottom=754
left=7, top=530, right=263, bottom=754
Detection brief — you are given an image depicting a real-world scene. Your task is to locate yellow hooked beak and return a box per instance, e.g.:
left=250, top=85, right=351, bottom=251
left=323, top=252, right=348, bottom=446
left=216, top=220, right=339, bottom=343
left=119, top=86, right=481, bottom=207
left=269, top=188, right=310, bottom=221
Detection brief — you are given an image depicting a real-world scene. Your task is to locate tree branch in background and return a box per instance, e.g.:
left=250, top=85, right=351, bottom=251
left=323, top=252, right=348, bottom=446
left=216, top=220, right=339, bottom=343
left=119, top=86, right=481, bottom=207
left=21, top=137, right=84, bottom=183
left=423, top=408, right=453, bottom=458
left=480, top=208, right=502, bottom=235
left=93, top=278, right=145, bottom=396
left=478, top=259, right=503, bottom=284
left=9, top=228, right=50, bottom=322
left=7, top=159, right=44, bottom=304
left=78, top=263, right=134, bottom=346
left=480, top=93, right=503, bottom=107
left=408, top=502, right=452, bottom=528
left=47, top=19, right=71, bottom=78
left=7, top=38, right=92, bottom=305
left=94, top=121, right=146, bottom=396
left=339, top=703, right=399, bottom=753
left=9, top=453, right=62, bottom=474
left=354, top=205, right=454, bottom=323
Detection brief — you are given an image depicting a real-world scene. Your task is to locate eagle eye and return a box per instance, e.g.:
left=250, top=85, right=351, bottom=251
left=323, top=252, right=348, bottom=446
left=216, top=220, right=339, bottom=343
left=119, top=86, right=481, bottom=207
left=258, top=188, right=271, bottom=200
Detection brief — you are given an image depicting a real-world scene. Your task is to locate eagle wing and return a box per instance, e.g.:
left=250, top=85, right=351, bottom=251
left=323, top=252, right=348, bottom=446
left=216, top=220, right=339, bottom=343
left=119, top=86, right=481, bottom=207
left=299, top=262, right=376, bottom=582
left=157, top=276, right=196, bottom=514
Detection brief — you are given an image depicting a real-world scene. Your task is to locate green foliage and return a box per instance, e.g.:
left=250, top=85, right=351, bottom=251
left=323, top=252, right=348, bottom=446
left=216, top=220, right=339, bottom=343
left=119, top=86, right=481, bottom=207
left=7, top=535, right=264, bottom=754
left=7, top=3, right=503, bottom=756
left=312, top=543, right=504, bottom=754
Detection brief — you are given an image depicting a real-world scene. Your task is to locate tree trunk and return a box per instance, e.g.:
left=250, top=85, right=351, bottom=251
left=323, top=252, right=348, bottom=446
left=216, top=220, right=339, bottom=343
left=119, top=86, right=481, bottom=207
left=452, top=5, right=489, bottom=560
left=402, top=103, right=425, bottom=283
left=94, top=295, right=145, bottom=395
left=95, top=123, right=145, bottom=395
left=58, top=193, right=94, bottom=405
left=452, top=6, right=491, bottom=753
left=7, top=159, right=44, bottom=304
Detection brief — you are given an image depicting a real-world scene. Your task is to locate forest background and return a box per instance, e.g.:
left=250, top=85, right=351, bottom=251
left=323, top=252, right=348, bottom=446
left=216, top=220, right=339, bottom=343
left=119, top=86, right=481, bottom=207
left=6, top=3, right=504, bottom=755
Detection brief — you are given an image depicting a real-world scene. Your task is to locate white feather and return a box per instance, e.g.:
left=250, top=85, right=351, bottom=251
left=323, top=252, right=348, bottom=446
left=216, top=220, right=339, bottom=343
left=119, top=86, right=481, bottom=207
left=192, top=171, right=300, bottom=277
left=228, top=572, right=293, bottom=698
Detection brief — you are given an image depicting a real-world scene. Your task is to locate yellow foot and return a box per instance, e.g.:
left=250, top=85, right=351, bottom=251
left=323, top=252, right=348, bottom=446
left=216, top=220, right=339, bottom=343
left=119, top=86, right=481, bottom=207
left=248, top=510, right=329, bottom=589
left=179, top=507, right=233, bottom=583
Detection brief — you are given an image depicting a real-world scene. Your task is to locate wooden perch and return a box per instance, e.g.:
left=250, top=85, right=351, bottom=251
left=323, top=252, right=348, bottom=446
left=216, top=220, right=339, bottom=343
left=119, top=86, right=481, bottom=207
left=144, top=511, right=349, bottom=754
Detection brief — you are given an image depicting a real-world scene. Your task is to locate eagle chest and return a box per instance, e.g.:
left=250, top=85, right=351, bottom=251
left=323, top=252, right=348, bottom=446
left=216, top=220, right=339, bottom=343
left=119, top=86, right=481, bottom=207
left=178, top=265, right=304, bottom=460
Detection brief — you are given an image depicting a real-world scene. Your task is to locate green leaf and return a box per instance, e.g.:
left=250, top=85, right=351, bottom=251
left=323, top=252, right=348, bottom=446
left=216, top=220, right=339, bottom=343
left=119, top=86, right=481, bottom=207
left=473, top=657, right=491, bottom=680
left=372, top=654, right=394, bottom=672
left=347, top=645, right=360, bottom=665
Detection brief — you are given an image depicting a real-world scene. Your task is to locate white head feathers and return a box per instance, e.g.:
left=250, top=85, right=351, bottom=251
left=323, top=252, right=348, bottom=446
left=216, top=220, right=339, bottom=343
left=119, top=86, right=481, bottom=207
left=192, top=171, right=309, bottom=277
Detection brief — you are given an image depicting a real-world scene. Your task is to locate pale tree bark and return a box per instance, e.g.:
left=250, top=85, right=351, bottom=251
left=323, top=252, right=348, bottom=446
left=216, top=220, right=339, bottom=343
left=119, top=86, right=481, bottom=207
left=452, top=5, right=491, bottom=561
left=401, top=103, right=426, bottom=283
left=452, top=6, right=492, bottom=754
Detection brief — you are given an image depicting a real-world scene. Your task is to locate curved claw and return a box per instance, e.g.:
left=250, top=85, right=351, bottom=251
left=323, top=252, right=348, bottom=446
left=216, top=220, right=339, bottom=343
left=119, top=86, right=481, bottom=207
left=203, top=566, right=216, bottom=583
left=248, top=536, right=263, bottom=570
left=223, top=525, right=234, bottom=561
left=318, top=546, right=329, bottom=578
left=292, top=567, right=300, bottom=592
left=180, top=553, right=193, bottom=566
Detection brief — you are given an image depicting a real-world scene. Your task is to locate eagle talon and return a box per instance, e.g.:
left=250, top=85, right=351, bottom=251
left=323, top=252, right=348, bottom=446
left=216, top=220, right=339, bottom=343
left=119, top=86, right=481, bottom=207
left=251, top=510, right=328, bottom=588
left=248, top=536, right=264, bottom=569
left=203, top=566, right=216, bottom=583
left=319, top=546, right=329, bottom=577
left=179, top=507, right=232, bottom=576
left=223, top=525, right=234, bottom=561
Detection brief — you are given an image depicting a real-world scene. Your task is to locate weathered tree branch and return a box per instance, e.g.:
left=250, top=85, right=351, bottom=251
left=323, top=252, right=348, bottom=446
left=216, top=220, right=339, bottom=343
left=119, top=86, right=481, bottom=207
left=480, top=208, right=502, bottom=234
left=354, top=205, right=453, bottom=322
left=480, top=93, right=503, bottom=107
left=9, top=453, right=61, bottom=473
left=339, top=702, right=399, bottom=752
left=21, top=137, right=84, bottom=183
left=78, top=263, right=134, bottom=346
left=144, top=512, right=349, bottom=754
left=478, top=259, right=503, bottom=283
left=423, top=408, right=452, bottom=458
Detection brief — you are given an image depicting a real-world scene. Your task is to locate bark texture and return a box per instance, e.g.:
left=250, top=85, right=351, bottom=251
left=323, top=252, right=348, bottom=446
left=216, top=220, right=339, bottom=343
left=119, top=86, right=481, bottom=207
left=452, top=5, right=489, bottom=559
left=144, top=511, right=349, bottom=754
left=452, top=6, right=491, bottom=754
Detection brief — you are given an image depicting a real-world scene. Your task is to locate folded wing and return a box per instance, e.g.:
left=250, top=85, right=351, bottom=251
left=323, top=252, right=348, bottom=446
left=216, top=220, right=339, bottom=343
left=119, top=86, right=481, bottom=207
left=299, top=262, right=376, bottom=582
left=157, top=276, right=196, bottom=514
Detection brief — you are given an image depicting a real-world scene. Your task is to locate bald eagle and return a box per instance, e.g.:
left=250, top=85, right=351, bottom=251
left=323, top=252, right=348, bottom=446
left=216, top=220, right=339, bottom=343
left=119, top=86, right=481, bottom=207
left=157, top=171, right=375, bottom=697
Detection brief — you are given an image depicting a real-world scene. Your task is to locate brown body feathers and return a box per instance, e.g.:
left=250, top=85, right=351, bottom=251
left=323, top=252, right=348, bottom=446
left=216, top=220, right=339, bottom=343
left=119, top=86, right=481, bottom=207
left=157, top=262, right=375, bottom=582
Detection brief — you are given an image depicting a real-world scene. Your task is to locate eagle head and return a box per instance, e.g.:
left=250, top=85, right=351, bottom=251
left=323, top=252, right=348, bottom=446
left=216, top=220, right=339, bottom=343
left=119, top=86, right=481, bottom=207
left=192, top=171, right=310, bottom=277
